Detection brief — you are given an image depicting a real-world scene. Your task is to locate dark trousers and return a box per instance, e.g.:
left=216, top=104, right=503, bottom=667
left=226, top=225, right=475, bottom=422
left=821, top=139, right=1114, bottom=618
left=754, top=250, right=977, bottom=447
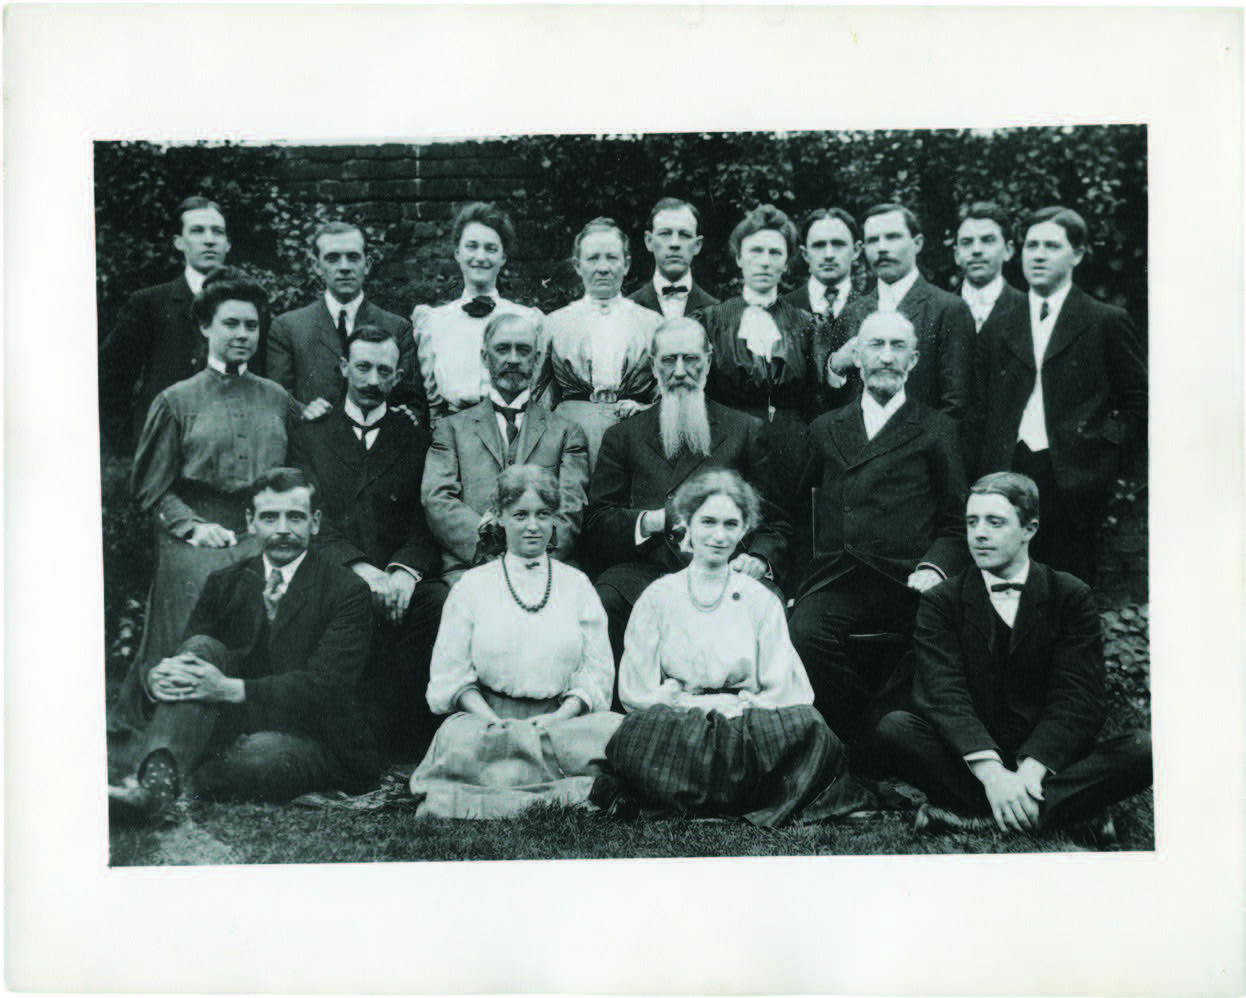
left=787, top=565, right=920, bottom=742
left=141, top=638, right=345, bottom=802
left=870, top=710, right=1153, bottom=828
left=358, top=580, right=448, bottom=758
left=1012, top=443, right=1098, bottom=585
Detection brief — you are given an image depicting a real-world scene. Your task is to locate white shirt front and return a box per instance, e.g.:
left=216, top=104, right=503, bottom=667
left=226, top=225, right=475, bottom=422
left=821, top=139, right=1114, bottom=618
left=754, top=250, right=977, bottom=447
left=326, top=291, right=364, bottom=335
left=1017, top=281, right=1074, bottom=452
left=344, top=398, right=386, bottom=449
left=962, top=274, right=1006, bottom=331
left=876, top=267, right=920, bottom=311
left=207, top=355, right=247, bottom=376
left=981, top=558, right=1030, bottom=628
left=861, top=389, right=906, bottom=440
left=262, top=551, right=308, bottom=600
left=185, top=266, right=208, bottom=296
left=809, top=276, right=853, bottom=318
left=651, top=271, right=693, bottom=319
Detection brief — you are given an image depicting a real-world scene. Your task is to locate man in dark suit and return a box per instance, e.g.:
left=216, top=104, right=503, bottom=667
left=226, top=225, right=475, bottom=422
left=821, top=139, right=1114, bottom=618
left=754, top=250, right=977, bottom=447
left=953, top=200, right=1026, bottom=335
left=98, top=196, right=237, bottom=455
left=628, top=197, right=719, bottom=319
left=107, top=467, right=378, bottom=821
left=268, top=221, right=425, bottom=421
left=585, top=316, right=791, bottom=660
left=788, top=310, right=968, bottom=741
left=829, top=202, right=975, bottom=422
left=970, top=205, right=1147, bottom=584
left=288, top=325, right=447, bottom=757
left=422, top=312, right=590, bottom=582
left=871, top=472, right=1152, bottom=840
left=783, top=207, right=864, bottom=413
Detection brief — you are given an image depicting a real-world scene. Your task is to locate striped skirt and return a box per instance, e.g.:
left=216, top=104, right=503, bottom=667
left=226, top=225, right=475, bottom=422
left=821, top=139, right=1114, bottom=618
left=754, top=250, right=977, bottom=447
left=592, top=704, right=872, bottom=828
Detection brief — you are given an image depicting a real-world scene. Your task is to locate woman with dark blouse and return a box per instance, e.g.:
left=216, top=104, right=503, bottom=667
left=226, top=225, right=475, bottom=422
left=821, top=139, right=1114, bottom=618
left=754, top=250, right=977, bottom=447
left=698, top=204, right=817, bottom=506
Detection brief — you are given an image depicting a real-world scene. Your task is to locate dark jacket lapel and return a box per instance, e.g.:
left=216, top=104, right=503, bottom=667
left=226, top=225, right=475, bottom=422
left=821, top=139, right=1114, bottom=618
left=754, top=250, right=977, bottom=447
left=1009, top=561, right=1052, bottom=654
left=847, top=398, right=922, bottom=468
left=271, top=552, right=316, bottom=636
left=825, top=403, right=869, bottom=465
left=470, top=400, right=505, bottom=467
left=516, top=403, right=549, bottom=463
left=1042, top=285, right=1091, bottom=365
left=363, top=410, right=410, bottom=485
left=316, top=299, right=344, bottom=363
left=961, top=568, right=997, bottom=655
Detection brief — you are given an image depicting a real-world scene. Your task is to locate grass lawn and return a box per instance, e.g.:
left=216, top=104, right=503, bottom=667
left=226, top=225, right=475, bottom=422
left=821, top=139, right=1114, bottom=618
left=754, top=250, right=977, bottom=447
left=110, top=783, right=1153, bottom=866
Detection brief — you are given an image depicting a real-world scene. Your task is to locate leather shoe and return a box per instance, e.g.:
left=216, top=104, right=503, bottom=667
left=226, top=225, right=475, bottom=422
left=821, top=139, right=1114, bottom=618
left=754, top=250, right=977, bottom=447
left=913, top=802, right=994, bottom=833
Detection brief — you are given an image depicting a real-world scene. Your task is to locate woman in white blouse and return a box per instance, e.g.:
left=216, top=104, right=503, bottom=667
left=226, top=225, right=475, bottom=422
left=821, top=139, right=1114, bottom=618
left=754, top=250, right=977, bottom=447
left=536, top=217, right=661, bottom=467
left=410, top=465, right=622, bottom=818
left=411, top=202, right=543, bottom=427
left=594, top=469, right=869, bottom=827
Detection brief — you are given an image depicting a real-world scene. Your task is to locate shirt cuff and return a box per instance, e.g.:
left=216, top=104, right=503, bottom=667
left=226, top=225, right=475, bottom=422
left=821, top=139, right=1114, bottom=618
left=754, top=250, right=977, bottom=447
left=386, top=563, right=422, bottom=582
left=964, top=749, right=1003, bottom=771
left=916, top=562, right=947, bottom=580
left=825, top=359, right=847, bottom=389
left=634, top=512, right=651, bottom=546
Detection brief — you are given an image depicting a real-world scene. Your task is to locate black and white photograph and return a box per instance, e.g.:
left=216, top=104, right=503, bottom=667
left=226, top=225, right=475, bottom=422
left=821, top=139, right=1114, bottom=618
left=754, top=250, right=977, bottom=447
left=6, top=5, right=1243, bottom=995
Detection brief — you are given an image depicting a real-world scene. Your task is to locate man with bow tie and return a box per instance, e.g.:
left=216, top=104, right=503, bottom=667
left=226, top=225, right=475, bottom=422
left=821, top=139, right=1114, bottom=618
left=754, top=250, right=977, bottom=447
left=968, top=206, right=1147, bottom=584
left=628, top=197, right=720, bottom=318
left=268, top=221, right=425, bottom=423
left=422, top=312, right=589, bottom=583
left=870, top=472, right=1152, bottom=842
left=831, top=203, right=975, bottom=423
left=288, top=325, right=447, bottom=756
left=107, top=468, right=378, bottom=821
left=787, top=310, right=968, bottom=742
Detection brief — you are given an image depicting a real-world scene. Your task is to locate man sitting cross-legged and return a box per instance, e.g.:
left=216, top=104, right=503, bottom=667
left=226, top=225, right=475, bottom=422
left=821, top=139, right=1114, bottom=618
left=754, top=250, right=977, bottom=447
left=869, top=471, right=1153, bottom=843
left=107, top=467, right=378, bottom=822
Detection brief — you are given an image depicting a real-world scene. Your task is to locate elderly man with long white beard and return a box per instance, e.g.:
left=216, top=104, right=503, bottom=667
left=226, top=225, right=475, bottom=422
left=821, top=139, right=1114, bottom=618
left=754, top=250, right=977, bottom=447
left=581, top=317, right=792, bottom=669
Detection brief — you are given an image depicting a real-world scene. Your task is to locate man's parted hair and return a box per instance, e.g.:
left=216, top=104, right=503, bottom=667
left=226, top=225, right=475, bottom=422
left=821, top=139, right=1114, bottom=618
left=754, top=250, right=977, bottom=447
left=248, top=466, right=320, bottom=511
left=1022, top=205, right=1089, bottom=253
left=956, top=200, right=1013, bottom=242
left=346, top=323, right=399, bottom=358
left=652, top=315, right=711, bottom=355
left=482, top=311, right=538, bottom=348
left=191, top=267, right=270, bottom=330
left=970, top=471, right=1040, bottom=527
left=801, top=206, right=860, bottom=244
left=572, top=217, right=630, bottom=264
left=493, top=465, right=561, bottom=516
left=176, top=196, right=224, bottom=231
left=728, top=203, right=799, bottom=259
left=647, top=197, right=702, bottom=234
left=673, top=469, right=760, bottom=537
left=859, top=309, right=916, bottom=345
left=863, top=202, right=922, bottom=238
left=452, top=201, right=517, bottom=257
left=310, top=220, right=366, bottom=257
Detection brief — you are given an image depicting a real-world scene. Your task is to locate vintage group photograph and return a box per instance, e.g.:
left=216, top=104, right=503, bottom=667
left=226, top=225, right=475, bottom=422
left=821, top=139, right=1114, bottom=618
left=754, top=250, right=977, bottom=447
left=96, top=126, right=1154, bottom=867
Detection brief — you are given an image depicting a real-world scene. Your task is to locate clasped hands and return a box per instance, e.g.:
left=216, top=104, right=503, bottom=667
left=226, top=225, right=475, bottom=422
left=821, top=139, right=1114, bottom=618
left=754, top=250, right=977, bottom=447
left=148, top=652, right=243, bottom=704
left=352, top=563, right=417, bottom=624
left=971, top=757, right=1047, bottom=833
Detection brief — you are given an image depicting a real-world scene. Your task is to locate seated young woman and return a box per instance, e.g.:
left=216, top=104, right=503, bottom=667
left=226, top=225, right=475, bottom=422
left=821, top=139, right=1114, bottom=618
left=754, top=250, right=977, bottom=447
left=410, top=465, right=622, bottom=818
left=592, top=469, right=870, bottom=827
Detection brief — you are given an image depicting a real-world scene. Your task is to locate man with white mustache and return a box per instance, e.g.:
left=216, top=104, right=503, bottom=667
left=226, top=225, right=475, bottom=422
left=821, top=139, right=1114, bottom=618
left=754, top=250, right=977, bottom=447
left=788, top=310, right=968, bottom=743
left=584, top=317, right=791, bottom=665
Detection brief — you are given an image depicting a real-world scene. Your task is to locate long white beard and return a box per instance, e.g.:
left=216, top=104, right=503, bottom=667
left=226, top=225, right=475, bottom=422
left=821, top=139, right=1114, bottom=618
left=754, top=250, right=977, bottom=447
left=658, top=387, right=711, bottom=460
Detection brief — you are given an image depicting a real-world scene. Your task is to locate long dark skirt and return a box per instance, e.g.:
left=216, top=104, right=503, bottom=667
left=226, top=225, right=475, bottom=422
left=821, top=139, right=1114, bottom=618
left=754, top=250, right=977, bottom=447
left=592, top=704, right=872, bottom=828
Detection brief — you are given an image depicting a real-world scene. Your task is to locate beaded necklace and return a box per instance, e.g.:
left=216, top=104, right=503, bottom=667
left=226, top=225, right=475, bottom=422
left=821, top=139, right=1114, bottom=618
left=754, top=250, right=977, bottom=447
left=686, top=568, right=730, bottom=612
left=502, top=554, right=552, bottom=613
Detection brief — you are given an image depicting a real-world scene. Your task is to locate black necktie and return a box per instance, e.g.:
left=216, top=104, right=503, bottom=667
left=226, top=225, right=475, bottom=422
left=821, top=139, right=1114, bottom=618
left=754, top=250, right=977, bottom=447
left=347, top=416, right=381, bottom=442
left=463, top=296, right=496, bottom=319
left=990, top=582, right=1025, bottom=593
left=224, top=362, right=242, bottom=376
left=1039, top=300, right=1050, bottom=322
left=336, top=309, right=349, bottom=353
left=660, top=284, right=689, bottom=298
left=496, top=402, right=525, bottom=446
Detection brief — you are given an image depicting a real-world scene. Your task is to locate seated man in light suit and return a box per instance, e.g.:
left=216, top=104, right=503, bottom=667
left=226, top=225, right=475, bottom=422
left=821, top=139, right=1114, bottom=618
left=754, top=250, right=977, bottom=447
left=584, top=316, right=790, bottom=663
left=421, top=312, right=590, bottom=583
left=870, top=472, right=1152, bottom=844
left=268, top=220, right=425, bottom=422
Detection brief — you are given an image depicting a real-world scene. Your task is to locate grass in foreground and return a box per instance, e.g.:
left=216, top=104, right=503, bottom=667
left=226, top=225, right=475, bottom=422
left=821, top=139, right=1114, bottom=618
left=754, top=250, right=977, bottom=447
left=110, top=788, right=1153, bottom=866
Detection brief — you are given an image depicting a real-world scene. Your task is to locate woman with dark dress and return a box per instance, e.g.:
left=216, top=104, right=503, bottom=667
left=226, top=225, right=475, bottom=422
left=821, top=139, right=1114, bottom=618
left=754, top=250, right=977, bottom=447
left=698, top=204, right=818, bottom=506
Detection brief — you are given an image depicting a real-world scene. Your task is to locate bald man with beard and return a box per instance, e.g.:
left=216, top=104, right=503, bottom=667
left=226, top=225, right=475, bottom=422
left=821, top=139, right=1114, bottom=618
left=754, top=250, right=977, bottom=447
left=582, top=317, right=791, bottom=664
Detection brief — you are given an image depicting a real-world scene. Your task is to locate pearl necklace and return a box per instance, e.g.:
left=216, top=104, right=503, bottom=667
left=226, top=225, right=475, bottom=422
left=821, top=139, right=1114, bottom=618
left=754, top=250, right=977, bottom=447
left=686, top=569, right=730, bottom=612
left=502, top=555, right=552, bottom=613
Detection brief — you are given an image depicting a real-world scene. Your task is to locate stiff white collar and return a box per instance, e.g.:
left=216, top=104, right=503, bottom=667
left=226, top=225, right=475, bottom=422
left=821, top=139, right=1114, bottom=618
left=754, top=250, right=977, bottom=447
left=876, top=267, right=919, bottom=308
left=344, top=398, right=387, bottom=426
left=207, top=355, right=247, bottom=375
left=262, top=551, right=308, bottom=588
left=741, top=286, right=779, bottom=308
